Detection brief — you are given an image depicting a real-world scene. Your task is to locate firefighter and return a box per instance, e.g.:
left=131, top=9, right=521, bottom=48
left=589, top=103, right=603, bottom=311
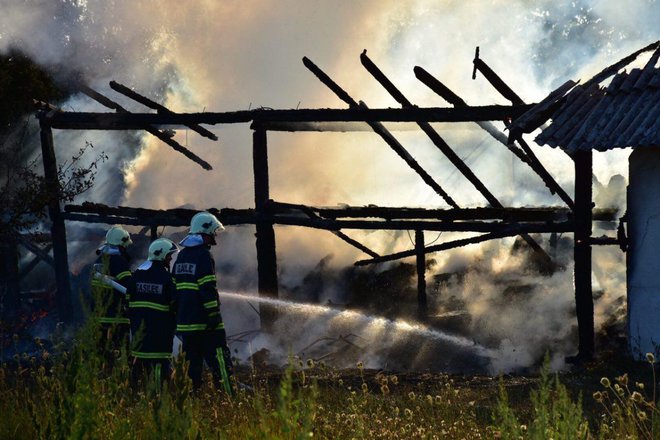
left=173, top=211, right=232, bottom=392
left=92, top=225, right=135, bottom=364
left=128, top=238, right=178, bottom=386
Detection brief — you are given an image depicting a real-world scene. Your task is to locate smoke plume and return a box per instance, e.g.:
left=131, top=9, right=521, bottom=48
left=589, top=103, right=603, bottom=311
left=2, top=0, right=657, bottom=371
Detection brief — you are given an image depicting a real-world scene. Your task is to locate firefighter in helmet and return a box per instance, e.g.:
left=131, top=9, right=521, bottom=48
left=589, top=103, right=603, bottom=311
left=127, top=237, right=178, bottom=385
left=173, top=211, right=232, bottom=392
left=92, top=225, right=135, bottom=362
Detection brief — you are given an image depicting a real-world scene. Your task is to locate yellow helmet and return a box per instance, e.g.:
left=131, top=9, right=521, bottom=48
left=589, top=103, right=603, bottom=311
left=105, top=226, right=132, bottom=247
left=190, top=211, right=224, bottom=235
left=148, top=238, right=178, bottom=261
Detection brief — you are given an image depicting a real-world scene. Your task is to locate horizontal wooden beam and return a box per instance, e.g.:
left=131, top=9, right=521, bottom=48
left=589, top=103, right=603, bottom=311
left=64, top=202, right=575, bottom=233
left=355, top=229, right=522, bottom=266
left=270, top=201, right=618, bottom=222
left=62, top=210, right=574, bottom=233
left=269, top=215, right=574, bottom=233
left=253, top=121, right=374, bottom=132
left=589, top=236, right=622, bottom=246
left=41, top=105, right=536, bottom=130
left=63, top=203, right=255, bottom=226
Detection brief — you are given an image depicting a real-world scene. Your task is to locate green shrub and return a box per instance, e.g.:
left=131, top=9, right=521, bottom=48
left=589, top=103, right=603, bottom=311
left=493, top=356, right=590, bottom=439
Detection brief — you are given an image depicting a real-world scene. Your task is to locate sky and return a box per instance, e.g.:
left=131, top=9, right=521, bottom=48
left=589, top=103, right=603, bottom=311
left=1, top=0, right=658, bottom=371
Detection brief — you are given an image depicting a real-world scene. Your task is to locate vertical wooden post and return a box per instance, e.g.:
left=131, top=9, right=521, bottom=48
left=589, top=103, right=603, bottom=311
left=150, top=225, right=158, bottom=241
left=39, top=119, right=72, bottom=323
left=573, top=150, right=594, bottom=359
left=252, top=125, right=279, bottom=329
left=415, top=229, right=428, bottom=319
left=0, top=235, right=20, bottom=320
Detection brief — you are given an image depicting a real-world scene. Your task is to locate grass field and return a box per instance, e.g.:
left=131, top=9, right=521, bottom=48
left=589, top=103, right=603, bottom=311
left=1, top=318, right=659, bottom=439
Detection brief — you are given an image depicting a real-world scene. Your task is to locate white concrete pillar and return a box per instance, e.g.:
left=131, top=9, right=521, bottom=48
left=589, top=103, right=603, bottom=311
left=628, top=149, right=660, bottom=360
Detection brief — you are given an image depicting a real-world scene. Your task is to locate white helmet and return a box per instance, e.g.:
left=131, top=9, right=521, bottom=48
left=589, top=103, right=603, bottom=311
left=148, top=238, right=178, bottom=261
left=190, top=211, right=225, bottom=235
left=105, top=226, right=132, bottom=248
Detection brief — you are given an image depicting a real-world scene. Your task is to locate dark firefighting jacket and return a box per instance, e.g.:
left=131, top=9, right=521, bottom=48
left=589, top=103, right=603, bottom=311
left=92, top=246, right=134, bottom=325
left=173, top=242, right=223, bottom=333
left=127, top=261, right=176, bottom=360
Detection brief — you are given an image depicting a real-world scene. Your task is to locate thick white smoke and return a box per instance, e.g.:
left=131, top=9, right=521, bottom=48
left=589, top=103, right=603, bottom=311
left=2, top=0, right=657, bottom=371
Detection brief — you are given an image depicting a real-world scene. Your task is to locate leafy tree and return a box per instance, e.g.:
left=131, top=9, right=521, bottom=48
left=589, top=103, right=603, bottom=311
left=0, top=49, right=105, bottom=235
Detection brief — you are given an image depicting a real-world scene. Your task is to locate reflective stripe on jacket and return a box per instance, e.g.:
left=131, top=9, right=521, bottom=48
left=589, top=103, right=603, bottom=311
left=93, top=252, right=134, bottom=324
left=127, top=261, right=176, bottom=359
left=173, top=244, right=221, bottom=333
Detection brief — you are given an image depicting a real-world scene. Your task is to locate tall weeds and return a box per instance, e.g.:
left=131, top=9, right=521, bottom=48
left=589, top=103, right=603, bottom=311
left=2, top=317, right=660, bottom=439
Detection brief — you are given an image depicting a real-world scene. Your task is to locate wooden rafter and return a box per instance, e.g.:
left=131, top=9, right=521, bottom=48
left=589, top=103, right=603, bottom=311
left=77, top=84, right=213, bottom=170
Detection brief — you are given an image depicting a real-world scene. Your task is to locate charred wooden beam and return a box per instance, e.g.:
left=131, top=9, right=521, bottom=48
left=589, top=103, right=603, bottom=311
left=33, top=100, right=62, bottom=113
left=303, top=56, right=458, bottom=208
left=416, top=66, right=527, bottom=159
left=37, top=117, right=72, bottom=322
left=358, top=52, right=556, bottom=268
left=515, top=137, right=574, bottom=207
left=415, top=230, right=428, bottom=319
left=582, top=40, right=660, bottom=89
left=253, top=126, right=279, bottom=329
left=63, top=203, right=255, bottom=226
left=44, top=104, right=536, bottom=129
left=472, top=47, right=524, bottom=105
left=269, top=215, right=573, bottom=233
left=62, top=213, right=151, bottom=226
left=255, top=121, right=376, bottom=132
left=359, top=101, right=459, bottom=208
left=109, top=80, right=218, bottom=141
left=78, top=84, right=213, bottom=170
left=414, top=66, right=574, bottom=209
left=271, top=200, right=617, bottom=222
left=287, top=202, right=379, bottom=258
left=16, top=235, right=55, bottom=267
left=507, top=80, right=578, bottom=140
left=355, top=228, right=522, bottom=266
left=361, top=50, right=500, bottom=208
left=589, top=236, right=621, bottom=246
left=573, top=149, right=594, bottom=360
left=64, top=201, right=616, bottom=227
left=0, top=236, right=20, bottom=318
left=471, top=51, right=578, bottom=181
left=314, top=205, right=569, bottom=221
left=333, top=231, right=380, bottom=258
left=19, top=244, right=53, bottom=279
left=18, top=232, right=52, bottom=243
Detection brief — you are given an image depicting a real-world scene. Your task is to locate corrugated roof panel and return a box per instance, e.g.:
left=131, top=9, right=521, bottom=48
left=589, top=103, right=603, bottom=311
left=584, top=91, right=629, bottom=144
left=613, top=92, right=656, bottom=147
left=548, top=86, right=598, bottom=141
left=619, top=68, right=643, bottom=92
left=596, top=92, right=639, bottom=143
left=629, top=93, right=660, bottom=146
left=517, top=41, right=660, bottom=152
left=573, top=79, right=636, bottom=146
left=534, top=90, right=585, bottom=145
left=569, top=92, right=610, bottom=148
left=650, top=70, right=660, bottom=88
left=610, top=89, right=647, bottom=145
left=634, top=49, right=660, bottom=90
left=606, top=71, right=628, bottom=94
left=561, top=85, right=605, bottom=151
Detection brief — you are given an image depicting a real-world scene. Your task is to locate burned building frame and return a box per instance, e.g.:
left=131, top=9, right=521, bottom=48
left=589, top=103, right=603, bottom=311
left=25, top=44, right=647, bottom=361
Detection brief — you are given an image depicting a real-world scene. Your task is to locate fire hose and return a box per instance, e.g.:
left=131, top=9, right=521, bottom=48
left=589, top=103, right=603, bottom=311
left=93, top=271, right=127, bottom=295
